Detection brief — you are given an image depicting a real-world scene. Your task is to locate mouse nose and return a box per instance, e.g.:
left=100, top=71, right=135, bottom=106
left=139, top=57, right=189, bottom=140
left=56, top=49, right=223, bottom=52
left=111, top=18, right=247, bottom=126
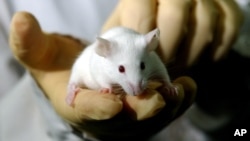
left=129, top=80, right=146, bottom=96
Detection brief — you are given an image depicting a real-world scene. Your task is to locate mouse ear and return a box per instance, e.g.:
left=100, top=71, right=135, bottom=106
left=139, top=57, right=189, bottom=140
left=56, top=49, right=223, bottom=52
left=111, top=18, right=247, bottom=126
left=144, top=28, right=160, bottom=52
left=95, top=37, right=112, bottom=57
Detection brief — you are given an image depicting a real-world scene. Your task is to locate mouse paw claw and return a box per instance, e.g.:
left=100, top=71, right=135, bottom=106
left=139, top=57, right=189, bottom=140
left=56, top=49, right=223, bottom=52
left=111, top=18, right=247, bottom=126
left=100, top=88, right=111, bottom=94
left=163, top=85, right=178, bottom=96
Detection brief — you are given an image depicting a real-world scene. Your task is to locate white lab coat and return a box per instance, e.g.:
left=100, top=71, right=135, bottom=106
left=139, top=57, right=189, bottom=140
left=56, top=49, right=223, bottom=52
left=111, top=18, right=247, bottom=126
left=0, top=1, right=117, bottom=141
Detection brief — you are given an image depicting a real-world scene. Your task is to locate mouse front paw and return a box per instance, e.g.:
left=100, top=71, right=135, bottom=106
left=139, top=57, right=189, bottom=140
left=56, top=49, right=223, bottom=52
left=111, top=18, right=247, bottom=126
left=163, top=84, right=178, bottom=96
left=100, top=88, right=112, bottom=94
left=66, top=83, right=80, bottom=106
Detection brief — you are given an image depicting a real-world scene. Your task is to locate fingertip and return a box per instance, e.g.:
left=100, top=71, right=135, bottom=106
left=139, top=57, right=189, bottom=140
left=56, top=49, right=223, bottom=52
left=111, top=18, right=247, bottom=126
left=173, top=76, right=197, bottom=117
left=74, top=90, right=123, bottom=120
left=171, top=83, right=184, bottom=98
left=174, top=76, right=197, bottom=93
left=9, top=11, right=46, bottom=66
left=10, top=11, right=42, bottom=43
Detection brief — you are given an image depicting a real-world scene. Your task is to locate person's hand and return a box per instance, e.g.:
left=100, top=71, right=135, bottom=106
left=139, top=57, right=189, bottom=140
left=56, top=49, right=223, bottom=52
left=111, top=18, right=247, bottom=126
left=102, top=0, right=243, bottom=67
left=9, top=12, right=196, bottom=140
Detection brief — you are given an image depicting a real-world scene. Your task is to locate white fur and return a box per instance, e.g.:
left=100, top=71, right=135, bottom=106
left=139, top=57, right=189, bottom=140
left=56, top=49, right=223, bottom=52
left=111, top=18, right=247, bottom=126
left=68, top=27, right=171, bottom=99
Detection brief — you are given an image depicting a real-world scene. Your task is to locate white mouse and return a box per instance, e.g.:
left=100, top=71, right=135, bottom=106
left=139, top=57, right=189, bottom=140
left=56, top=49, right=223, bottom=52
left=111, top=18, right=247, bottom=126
left=66, top=27, right=175, bottom=106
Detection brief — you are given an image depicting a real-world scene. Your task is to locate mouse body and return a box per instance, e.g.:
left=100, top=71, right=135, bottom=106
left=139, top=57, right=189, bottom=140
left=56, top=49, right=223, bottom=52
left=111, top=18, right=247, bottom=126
left=66, top=27, right=173, bottom=105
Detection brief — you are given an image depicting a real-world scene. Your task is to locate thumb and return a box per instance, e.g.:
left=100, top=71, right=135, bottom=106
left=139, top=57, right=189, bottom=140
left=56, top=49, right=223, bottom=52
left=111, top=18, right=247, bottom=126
left=9, top=11, right=49, bottom=69
left=9, top=11, right=84, bottom=71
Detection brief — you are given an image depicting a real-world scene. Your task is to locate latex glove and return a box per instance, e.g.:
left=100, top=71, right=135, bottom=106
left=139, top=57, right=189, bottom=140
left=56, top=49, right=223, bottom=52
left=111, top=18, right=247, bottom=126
left=102, top=0, right=243, bottom=67
left=9, top=12, right=196, bottom=140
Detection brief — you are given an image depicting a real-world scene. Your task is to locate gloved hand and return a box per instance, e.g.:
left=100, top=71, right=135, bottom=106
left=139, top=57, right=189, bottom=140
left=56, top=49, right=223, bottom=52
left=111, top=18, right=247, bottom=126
left=9, top=12, right=196, bottom=140
left=102, top=0, right=243, bottom=67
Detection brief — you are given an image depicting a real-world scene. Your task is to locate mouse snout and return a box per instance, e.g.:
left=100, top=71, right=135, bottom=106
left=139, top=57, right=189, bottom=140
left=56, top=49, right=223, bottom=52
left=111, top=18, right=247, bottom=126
left=128, top=80, right=146, bottom=96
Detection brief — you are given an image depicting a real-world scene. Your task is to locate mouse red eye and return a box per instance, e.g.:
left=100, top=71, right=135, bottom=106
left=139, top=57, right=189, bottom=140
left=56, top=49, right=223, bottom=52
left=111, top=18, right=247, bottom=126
left=140, top=62, right=145, bottom=70
left=118, top=65, right=125, bottom=73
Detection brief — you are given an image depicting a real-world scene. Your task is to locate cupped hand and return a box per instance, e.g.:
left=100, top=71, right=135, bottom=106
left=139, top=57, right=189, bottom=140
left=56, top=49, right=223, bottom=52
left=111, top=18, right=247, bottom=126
left=9, top=12, right=196, bottom=140
left=102, top=0, right=243, bottom=67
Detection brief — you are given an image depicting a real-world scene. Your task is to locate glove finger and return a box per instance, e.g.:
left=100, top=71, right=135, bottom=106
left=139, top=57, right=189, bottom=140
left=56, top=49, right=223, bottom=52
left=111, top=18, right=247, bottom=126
left=177, top=0, right=218, bottom=67
left=102, top=0, right=157, bottom=34
left=157, top=0, right=192, bottom=63
left=172, top=76, right=197, bottom=117
left=211, top=0, right=244, bottom=61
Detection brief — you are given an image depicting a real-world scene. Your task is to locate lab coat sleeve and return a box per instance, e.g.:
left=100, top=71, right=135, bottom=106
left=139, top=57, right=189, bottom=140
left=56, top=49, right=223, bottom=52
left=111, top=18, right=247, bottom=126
left=0, top=72, right=88, bottom=141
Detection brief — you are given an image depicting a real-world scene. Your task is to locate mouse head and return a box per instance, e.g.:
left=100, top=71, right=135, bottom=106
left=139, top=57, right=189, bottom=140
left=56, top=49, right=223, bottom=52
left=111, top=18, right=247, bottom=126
left=95, top=28, right=160, bottom=96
